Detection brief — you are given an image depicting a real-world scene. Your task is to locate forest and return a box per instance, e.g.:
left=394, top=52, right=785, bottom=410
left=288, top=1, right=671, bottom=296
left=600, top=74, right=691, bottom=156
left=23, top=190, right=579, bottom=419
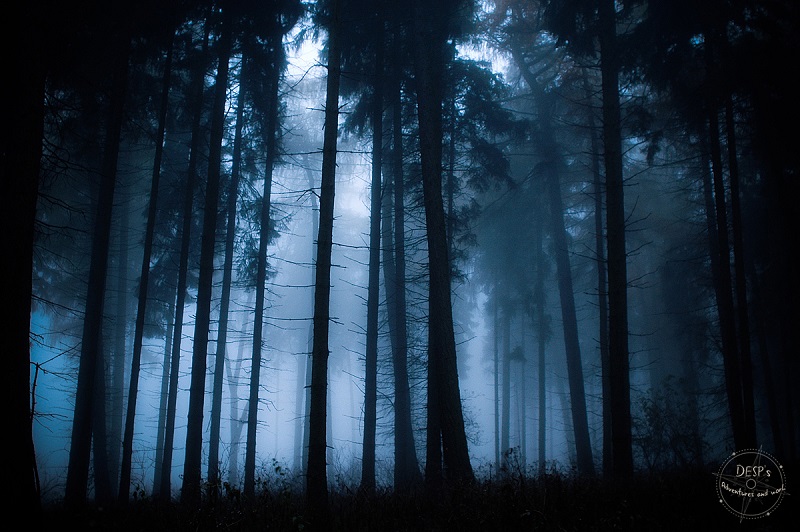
left=6, top=0, right=799, bottom=529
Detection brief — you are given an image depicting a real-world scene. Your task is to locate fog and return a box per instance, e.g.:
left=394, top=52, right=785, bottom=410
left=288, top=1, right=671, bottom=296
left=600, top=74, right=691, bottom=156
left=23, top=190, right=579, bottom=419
left=13, top=0, right=798, bottom=526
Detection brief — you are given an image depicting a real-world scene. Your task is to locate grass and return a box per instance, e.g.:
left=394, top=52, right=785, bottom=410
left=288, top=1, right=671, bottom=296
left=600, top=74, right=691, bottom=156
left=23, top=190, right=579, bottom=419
left=35, top=467, right=793, bottom=531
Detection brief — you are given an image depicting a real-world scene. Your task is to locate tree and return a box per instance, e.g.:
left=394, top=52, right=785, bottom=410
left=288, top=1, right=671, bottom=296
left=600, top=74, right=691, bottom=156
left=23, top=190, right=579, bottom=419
left=64, top=25, right=131, bottom=508
left=181, top=7, right=233, bottom=505
left=360, top=12, right=384, bottom=492
left=157, top=20, right=211, bottom=500
left=118, top=30, right=175, bottom=504
left=383, top=27, right=422, bottom=487
left=5, top=7, right=47, bottom=512
left=243, top=31, right=284, bottom=500
left=412, top=0, right=474, bottom=487
left=307, top=0, right=343, bottom=512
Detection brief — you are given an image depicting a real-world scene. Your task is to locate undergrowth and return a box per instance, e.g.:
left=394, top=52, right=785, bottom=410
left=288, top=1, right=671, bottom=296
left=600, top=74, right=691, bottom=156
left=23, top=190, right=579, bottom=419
left=36, top=466, right=792, bottom=531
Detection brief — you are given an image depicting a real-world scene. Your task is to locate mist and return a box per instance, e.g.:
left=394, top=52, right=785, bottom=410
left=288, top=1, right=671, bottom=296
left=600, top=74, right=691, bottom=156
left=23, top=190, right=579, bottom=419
left=10, top=0, right=798, bottom=528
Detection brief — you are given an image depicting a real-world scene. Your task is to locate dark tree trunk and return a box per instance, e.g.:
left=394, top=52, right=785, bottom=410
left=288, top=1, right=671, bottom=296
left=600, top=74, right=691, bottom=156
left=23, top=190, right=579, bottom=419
left=543, top=160, right=595, bottom=477
left=382, top=50, right=421, bottom=490
left=508, top=37, right=594, bottom=476
left=501, top=309, right=511, bottom=467
left=92, top=335, right=113, bottom=504
left=724, top=96, right=757, bottom=447
left=119, top=38, right=173, bottom=504
left=412, top=0, right=473, bottom=488
left=65, top=34, right=130, bottom=508
left=706, top=103, right=752, bottom=450
left=5, top=6, right=46, bottom=512
left=158, top=24, right=210, bottom=501
left=210, top=54, right=245, bottom=494
left=583, top=70, right=611, bottom=477
left=228, top=304, right=252, bottom=487
left=493, top=290, right=500, bottom=472
left=307, top=0, right=342, bottom=512
left=244, top=42, right=282, bottom=500
left=533, top=215, right=547, bottom=476
left=301, top=159, right=318, bottom=478
left=153, top=297, right=174, bottom=494
left=360, top=20, right=384, bottom=492
left=598, top=0, right=633, bottom=479
left=181, top=15, right=233, bottom=506
left=109, top=202, right=129, bottom=494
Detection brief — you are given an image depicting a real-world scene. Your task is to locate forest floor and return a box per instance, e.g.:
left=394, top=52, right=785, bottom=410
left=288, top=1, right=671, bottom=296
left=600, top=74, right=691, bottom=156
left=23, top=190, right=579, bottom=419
left=35, top=468, right=794, bottom=531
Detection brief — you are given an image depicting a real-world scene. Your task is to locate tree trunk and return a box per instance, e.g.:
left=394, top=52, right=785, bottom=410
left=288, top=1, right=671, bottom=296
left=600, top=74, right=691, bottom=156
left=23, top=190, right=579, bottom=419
left=382, top=49, right=421, bottom=489
left=706, top=102, right=752, bottom=450
left=6, top=3, right=46, bottom=512
left=110, top=201, right=129, bottom=494
left=724, top=96, right=757, bottom=447
left=360, top=20, right=384, bottom=492
left=301, top=158, right=318, bottom=478
left=509, top=37, right=594, bottom=476
left=228, top=301, right=252, bottom=487
left=501, top=309, right=511, bottom=468
left=493, top=289, right=500, bottom=473
left=209, top=53, right=245, bottom=494
left=598, top=0, right=633, bottom=479
left=243, top=42, right=282, bottom=500
left=65, top=33, right=130, bottom=508
left=158, top=23, right=210, bottom=500
left=533, top=216, right=547, bottom=476
left=92, top=335, right=113, bottom=504
left=412, top=0, right=473, bottom=487
left=543, top=160, right=595, bottom=476
left=181, top=15, right=233, bottom=506
left=583, top=69, right=611, bottom=477
left=119, top=38, right=173, bottom=503
left=307, top=0, right=342, bottom=511
left=153, top=297, right=174, bottom=495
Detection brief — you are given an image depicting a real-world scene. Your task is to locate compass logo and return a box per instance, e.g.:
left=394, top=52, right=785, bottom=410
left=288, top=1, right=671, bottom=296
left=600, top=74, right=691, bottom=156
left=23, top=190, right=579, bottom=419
left=714, top=448, right=787, bottom=521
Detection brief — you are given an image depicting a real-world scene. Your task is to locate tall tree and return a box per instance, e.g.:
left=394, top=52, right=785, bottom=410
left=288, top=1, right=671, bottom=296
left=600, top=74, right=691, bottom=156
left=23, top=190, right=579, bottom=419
left=307, top=0, right=343, bottom=512
left=5, top=3, right=47, bottom=512
left=596, top=0, right=633, bottom=479
left=383, top=22, right=421, bottom=489
left=64, top=26, right=131, bottom=508
left=158, top=21, right=211, bottom=500
left=360, top=9, right=385, bottom=492
left=243, top=35, right=283, bottom=500
left=118, top=33, right=174, bottom=504
left=181, top=8, right=233, bottom=506
left=208, top=50, right=245, bottom=496
left=412, top=0, right=474, bottom=487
